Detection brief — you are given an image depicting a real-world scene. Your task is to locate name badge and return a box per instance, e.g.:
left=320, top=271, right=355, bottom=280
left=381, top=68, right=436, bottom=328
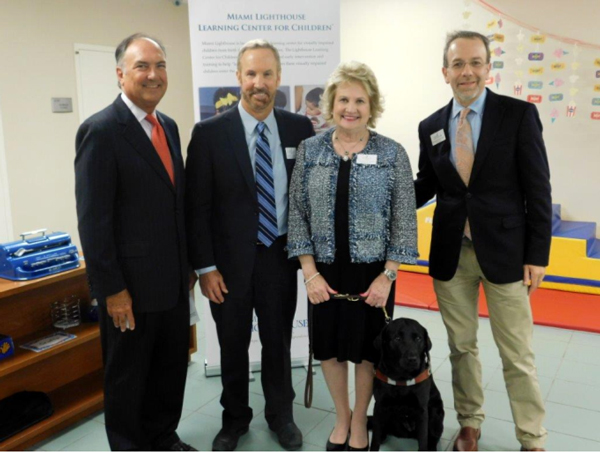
left=357, top=154, right=377, bottom=165
left=430, top=129, right=446, bottom=146
left=285, top=147, right=297, bottom=159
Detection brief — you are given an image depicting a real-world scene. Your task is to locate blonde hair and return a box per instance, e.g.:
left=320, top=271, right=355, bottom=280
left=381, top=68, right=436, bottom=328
left=321, top=61, right=384, bottom=128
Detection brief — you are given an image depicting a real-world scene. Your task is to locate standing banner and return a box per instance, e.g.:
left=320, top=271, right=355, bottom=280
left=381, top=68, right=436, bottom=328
left=187, top=0, right=340, bottom=376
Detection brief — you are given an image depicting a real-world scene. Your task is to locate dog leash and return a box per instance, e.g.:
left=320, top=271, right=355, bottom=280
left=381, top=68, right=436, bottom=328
left=305, top=302, right=314, bottom=408
left=304, top=294, right=391, bottom=408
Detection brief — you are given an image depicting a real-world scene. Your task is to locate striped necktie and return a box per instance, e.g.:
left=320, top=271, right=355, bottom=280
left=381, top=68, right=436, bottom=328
left=455, top=107, right=474, bottom=239
left=255, top=122, right=278, bottom=247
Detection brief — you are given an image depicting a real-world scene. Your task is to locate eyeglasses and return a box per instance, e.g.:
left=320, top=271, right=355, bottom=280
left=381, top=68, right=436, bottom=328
left=449, top=61, right=486, bottom=70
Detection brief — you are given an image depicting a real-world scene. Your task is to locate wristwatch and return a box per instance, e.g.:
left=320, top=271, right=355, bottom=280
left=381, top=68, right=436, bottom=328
left=382, top=268, right=397, bottom=282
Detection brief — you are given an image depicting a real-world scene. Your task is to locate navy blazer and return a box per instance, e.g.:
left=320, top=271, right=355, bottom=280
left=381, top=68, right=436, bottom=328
left=185, top=106, right=314, bottom=298
left=414, top=89, right=552, bottom=284
left=75, top=96, right=188, bottom=312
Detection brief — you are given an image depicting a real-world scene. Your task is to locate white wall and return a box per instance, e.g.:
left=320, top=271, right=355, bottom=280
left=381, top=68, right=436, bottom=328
left=0, top=97, right=14, bottom=243
left=0, top=0, right=598, bottom=248
left=0, top=0, right=194, bottom=246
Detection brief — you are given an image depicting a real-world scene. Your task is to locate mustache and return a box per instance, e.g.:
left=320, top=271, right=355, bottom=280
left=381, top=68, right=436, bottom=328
left=250, top=88, right=270, bottom=96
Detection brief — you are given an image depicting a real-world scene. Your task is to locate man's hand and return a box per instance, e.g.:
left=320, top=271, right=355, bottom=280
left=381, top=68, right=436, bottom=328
left=361, top=273, right=393, bottom=308
left=189, top=271, right=198, bottom=291
left=106, top=289, right=135, bottom=332
left=200, top=270, right=228, bottom=304
left=523, top=264, right=546, bottom=295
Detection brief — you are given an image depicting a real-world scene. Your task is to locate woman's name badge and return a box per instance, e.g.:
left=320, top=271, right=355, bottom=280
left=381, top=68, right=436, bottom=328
left=430, top=129, right=446, bottom=146
left=357, top=154, right=377, bottom=165
left=285, top=147, right=297, bottom=159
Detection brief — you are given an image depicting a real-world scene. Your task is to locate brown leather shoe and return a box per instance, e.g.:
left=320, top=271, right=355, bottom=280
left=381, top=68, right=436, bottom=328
left=453, top=427, right=481, bottom=451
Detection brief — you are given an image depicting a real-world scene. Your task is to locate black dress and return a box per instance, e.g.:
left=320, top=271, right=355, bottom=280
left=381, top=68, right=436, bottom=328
left=312, top=159, right=395, bottom=364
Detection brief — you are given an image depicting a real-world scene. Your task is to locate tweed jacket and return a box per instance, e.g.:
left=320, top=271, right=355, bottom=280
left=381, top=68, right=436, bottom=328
left=288, top=129, right=418, bottom=264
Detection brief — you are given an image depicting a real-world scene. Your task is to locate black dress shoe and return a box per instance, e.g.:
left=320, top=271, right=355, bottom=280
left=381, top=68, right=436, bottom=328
left=212, top=427, right=249, bottom=451
left=326, top=428, right=349, bottom=451
left=271, top=422, right=303, bottom=451
left=166, top=440, right=198, bottom=451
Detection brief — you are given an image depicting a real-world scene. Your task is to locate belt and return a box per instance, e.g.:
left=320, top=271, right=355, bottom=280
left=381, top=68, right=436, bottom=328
left=257, top=234, right=286, bottom=246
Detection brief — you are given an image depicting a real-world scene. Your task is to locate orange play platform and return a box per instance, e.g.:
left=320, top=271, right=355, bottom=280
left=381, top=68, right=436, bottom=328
left=395, top=270, right=600, bottom=334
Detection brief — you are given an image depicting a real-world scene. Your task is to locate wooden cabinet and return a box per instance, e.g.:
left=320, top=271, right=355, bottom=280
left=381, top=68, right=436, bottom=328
left=0, top=264, right=197, bottom=451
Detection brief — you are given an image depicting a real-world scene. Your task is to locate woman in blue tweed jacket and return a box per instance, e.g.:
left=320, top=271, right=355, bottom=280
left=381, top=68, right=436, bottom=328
left=288, top=61, right=418, bottom=451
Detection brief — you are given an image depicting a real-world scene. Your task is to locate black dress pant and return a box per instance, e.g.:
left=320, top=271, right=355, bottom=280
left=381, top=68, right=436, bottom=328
left=99, top=295, right=189, bottom=451
left=210, top=235, right=297, bottom=432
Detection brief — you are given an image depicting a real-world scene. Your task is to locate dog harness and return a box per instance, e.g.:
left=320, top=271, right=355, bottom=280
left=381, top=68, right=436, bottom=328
left=375, top=367, right=431, bottom=386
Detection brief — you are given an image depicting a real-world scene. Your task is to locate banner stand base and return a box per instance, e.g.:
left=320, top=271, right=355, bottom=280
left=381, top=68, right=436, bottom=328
left=204, top=358, right=315, bottom=378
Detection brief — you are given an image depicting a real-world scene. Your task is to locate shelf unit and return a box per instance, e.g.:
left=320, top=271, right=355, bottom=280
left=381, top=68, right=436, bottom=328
left=0, top=264, right=197, bottom=450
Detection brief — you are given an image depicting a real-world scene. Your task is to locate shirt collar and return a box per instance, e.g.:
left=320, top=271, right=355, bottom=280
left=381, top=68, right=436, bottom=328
left=238, top=101, right=276, bottom=135
left=451, top=87, right=487, bottom=119
left=121, top=92, right=155, bottom=123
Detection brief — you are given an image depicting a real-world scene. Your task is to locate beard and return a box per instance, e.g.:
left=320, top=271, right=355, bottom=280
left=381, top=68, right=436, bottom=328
left=242, top=88, right=274, bottom=112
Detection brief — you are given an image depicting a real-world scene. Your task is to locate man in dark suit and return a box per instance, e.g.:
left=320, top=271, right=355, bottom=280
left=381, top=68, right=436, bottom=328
left=414, top=31, right=551, bottom=451
left=186, top=39, right=314, bottom=451
left=75, top=33, right=195, bottom=451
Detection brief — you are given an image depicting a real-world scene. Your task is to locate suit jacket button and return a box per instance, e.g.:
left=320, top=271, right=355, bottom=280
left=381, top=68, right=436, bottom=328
left=466, top=193, right=472, bottom=199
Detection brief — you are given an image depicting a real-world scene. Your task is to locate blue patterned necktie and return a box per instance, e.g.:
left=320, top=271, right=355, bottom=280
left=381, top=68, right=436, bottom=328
left=255, top=122, right=278, bottom=247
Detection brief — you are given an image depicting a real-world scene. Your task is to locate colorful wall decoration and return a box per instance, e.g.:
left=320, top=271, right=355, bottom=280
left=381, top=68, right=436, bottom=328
left=462, top=0, right=600, bottom=124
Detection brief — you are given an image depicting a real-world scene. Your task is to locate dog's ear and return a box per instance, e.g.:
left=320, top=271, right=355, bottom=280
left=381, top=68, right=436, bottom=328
left=424, top=328, right=432, bottom=352
left=373, top=331, right=383, bottom=351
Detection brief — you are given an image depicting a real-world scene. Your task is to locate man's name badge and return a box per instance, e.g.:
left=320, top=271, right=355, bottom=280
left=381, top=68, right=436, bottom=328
left=285, top=147, right=297, bottom=159
left=430, top=129, right=446, bottom=146
left=357, top=154, right=377, bottom=165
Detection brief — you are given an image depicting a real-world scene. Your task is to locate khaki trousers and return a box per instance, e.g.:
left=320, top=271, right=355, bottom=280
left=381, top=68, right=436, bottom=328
left=433, top=239, right=547, bottom=449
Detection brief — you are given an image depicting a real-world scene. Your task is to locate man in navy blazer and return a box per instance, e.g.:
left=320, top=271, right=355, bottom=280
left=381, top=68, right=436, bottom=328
left=414, top=31, right=551, bottom=451
left=186, top=40, right=314, bottom=451
left=75, top=33, right=195, bottom=451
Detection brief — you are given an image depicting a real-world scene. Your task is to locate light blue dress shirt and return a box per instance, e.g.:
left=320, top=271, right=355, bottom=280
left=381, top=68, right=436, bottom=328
left=448, top=88, right=487, bottom=168
left=197, top=103, right=288, bottom=276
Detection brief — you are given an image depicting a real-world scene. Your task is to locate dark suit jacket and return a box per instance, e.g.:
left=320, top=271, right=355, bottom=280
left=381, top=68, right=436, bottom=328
left=185, top=106, right=314, bottom=298
left=414, top=89, right=552, bottom=284
left=75, top=95, right=188, bottom=312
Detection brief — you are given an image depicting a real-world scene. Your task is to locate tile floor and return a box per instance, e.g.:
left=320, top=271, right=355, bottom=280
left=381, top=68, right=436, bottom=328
left=31, top=306, right=600, bottom=451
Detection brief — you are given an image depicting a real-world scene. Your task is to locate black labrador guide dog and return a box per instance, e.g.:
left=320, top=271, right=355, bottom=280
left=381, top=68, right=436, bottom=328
left=371, top=318, right=444, bottom=451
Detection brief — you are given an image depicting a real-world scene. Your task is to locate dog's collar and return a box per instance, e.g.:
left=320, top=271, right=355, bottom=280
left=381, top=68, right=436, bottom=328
left=375, top=367, right=431, bottom=387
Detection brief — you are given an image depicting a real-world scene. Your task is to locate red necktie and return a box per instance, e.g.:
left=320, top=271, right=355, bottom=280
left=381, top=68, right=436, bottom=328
left=145, top=114, right=175, bottom=185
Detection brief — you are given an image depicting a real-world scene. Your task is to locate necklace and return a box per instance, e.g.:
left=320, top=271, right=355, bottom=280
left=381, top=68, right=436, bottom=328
left=334, top=130, right=368, bottom=161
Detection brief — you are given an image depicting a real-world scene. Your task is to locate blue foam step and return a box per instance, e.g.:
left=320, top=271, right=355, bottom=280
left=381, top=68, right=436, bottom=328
left=589, top=239, right=600, bottom=259
left=552, top=204, right=562, bottom=234
left=554, top=220, right=597, bottom=254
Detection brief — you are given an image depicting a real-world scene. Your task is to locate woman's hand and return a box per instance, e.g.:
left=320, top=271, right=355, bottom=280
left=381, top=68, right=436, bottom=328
left=361, top=273, right=393, bottom=308
left=306, top=274, right=338, bottom=305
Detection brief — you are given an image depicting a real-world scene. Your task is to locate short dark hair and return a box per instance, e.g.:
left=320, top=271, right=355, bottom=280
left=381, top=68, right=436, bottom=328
left=443, top=30, right=490, bottom=68
left=213, top=87, right=239, bottom=113
left=275, top=90, right=287, bottom=109
left=305, top=87, right=324, bottom=106
left=115, top=33, right=166, bottom=69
